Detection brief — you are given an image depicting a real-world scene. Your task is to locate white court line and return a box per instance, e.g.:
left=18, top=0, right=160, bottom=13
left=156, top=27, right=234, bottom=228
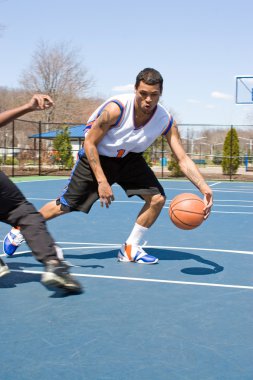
left=212, top=189, right=253, bottom=194
left=58, top=243, right=253, bottom=256
left=27, top=198, right=253, bottom=207
left=14, top=178, right=253, bottom=189
left=163, top=187, right=253, bottom=194
left=2, top=243, right=252, bottom=256
left=8, top=269, right=253, bottom=291
left=213, top=204, right=253, bottom=207
left=210, top=210, right=253, bottom=214
left=213, top=200, right=253, bottom=202
left=3, top=242, right=253, bottom=291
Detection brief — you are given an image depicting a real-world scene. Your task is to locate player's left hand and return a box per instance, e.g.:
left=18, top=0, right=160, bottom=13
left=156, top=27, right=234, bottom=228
left=202, top=185, right=213, bottom=219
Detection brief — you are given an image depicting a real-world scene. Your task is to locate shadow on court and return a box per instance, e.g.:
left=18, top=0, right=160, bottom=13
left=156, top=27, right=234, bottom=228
left=0, top=267, right=40, bottom=288
left=63, top=248, right=224, bottom=276
left=0, top=262, right=83, bottom=298
left=149, top=248, right=224, bottom=275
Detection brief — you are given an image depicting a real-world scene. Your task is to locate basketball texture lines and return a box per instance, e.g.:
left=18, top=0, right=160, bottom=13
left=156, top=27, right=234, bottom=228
left=169, top=193, right=205, bottom=230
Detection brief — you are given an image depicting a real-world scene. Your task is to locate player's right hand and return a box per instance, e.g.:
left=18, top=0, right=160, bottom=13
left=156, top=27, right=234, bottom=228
left=98, top=181, right=115, bottom=208
left=28, top=94, right=54, bottom=111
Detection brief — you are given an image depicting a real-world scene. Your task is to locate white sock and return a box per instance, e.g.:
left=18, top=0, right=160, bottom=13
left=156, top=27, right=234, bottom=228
left=126, top=223, right=148, bottom=246
left=54, top=245, right=64, bottom=260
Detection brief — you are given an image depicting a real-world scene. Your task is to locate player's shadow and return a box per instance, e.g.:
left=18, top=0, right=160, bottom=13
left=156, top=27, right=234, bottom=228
left=64, top=250, right=118, bottom=261
left=0, top=261, right=83, bottom=298
left=5, top=255, right=104, bottom=270
left=66, top=248, right=223, bottom=275
left=0, top=264, right=41, bottom=288
left=148, top=248, right=224, bottom=275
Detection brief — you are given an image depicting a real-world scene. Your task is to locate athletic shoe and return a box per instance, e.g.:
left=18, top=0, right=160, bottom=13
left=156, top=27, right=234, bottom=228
left=3, top=228, right=24, bottom=256
left=0, top=258, right=10, bottom=277
left=41, top=260, right=83, bottom=293
left=118, top=243, right=158, bottom=264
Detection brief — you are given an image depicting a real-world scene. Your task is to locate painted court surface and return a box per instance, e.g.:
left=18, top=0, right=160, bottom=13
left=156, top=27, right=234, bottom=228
left=1, top=178, right=253, bottom=380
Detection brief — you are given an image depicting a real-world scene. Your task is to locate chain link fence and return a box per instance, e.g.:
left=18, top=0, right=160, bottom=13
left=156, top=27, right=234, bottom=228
left=0, top=119, right=82, bottom=176
left=1, top=120, right=253, bottom=181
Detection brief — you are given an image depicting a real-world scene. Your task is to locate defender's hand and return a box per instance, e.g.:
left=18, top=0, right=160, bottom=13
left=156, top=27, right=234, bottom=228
left=28, top=94, right=54, bottom=111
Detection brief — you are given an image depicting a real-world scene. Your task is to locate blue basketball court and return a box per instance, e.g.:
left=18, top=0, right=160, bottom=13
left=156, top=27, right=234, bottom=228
left=1, top=178, right=253, bottom=380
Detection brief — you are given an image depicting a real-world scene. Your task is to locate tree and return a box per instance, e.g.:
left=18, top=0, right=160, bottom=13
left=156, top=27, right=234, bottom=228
left=52, top=127, right=74, bottom=169
left=19, top=41, right=93, bottom=122
left=167, top=130, right=184, bottom=177
left=222, top=127, right=240, bottom=175
left=168, top=152, right=184, bottom=177
left=143, top=146, right=153, bottom=166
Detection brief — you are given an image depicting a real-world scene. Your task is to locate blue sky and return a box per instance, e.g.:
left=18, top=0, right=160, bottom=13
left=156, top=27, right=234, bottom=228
left=1, top=0, right=253, bottom=127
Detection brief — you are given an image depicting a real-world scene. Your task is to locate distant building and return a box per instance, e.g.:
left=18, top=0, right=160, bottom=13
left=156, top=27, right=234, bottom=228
left=29, top=124, right=86, bottom=160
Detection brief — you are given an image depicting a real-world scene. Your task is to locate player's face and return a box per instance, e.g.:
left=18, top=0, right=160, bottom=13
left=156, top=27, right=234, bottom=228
left=135, top=81, right=161, bottom=114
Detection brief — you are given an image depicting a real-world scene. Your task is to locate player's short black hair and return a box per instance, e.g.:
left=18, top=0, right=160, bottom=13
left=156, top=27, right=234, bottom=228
left=135, top=68, right=163, bottom=93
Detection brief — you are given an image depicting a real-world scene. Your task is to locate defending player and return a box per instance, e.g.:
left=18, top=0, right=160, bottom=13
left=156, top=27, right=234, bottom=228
left=0, top=94, right=82, bottom=293
left=4, top=68, right=213, bottom=264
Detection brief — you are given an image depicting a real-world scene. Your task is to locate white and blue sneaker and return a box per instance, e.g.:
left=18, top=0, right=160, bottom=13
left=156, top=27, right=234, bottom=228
left=118, top=243, right=158, bottom=264
left=3, top=228, right=24, bottom=256
left=3, top=230, right=71, bottom=265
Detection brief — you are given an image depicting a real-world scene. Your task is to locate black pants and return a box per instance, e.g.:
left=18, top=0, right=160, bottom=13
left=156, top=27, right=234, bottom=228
left=0, top=171, right=57, bottom=263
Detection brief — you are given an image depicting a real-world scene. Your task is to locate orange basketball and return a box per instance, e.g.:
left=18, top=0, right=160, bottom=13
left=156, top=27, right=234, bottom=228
left=169, top=193, right=205, bottom=230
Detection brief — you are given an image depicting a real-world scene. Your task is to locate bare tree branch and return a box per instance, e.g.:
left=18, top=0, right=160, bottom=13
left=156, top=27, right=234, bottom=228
left=19, top=41, right=94, bottom=122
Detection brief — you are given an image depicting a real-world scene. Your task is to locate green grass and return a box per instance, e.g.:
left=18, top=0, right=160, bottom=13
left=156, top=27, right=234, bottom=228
left=9, top=176, right=68, bottom=182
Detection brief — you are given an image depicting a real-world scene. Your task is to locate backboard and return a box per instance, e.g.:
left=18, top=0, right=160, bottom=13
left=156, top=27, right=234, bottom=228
left=235, top=76, right=253, bottom=104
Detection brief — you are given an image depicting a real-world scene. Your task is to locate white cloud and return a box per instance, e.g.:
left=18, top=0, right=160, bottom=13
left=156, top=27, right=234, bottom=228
left=112, top=84, right=134, bottom=92
left=186, top=98, right=201, bottom=104
left=211, top=91, right=233, bottom=100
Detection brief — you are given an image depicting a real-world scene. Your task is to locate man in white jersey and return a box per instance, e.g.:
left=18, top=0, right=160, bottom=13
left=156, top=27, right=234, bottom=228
left=4, top=68, right=213, bottom=264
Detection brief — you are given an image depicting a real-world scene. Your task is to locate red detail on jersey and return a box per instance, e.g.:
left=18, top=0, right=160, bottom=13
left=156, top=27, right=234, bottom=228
left=116, top=149, right=125, bottom=158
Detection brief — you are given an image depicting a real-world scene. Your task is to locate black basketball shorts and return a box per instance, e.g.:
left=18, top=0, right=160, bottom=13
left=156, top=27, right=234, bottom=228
left=57, top=151, right=165, bottom=213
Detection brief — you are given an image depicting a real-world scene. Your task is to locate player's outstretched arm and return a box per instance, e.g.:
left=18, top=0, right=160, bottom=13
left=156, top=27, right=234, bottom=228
left=0, top=94, right=54, bottom=127
left=166, top=123, right=213, bottom=217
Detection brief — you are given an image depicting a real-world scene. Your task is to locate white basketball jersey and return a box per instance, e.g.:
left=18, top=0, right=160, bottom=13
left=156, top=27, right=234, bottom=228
left=85, top=93, right=173, bottom=158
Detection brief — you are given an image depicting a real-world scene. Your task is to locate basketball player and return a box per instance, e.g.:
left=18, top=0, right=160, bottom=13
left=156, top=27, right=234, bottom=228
left=4, top=68, right=213, bottom=264
left=0, top=94, right=82, bottom=293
